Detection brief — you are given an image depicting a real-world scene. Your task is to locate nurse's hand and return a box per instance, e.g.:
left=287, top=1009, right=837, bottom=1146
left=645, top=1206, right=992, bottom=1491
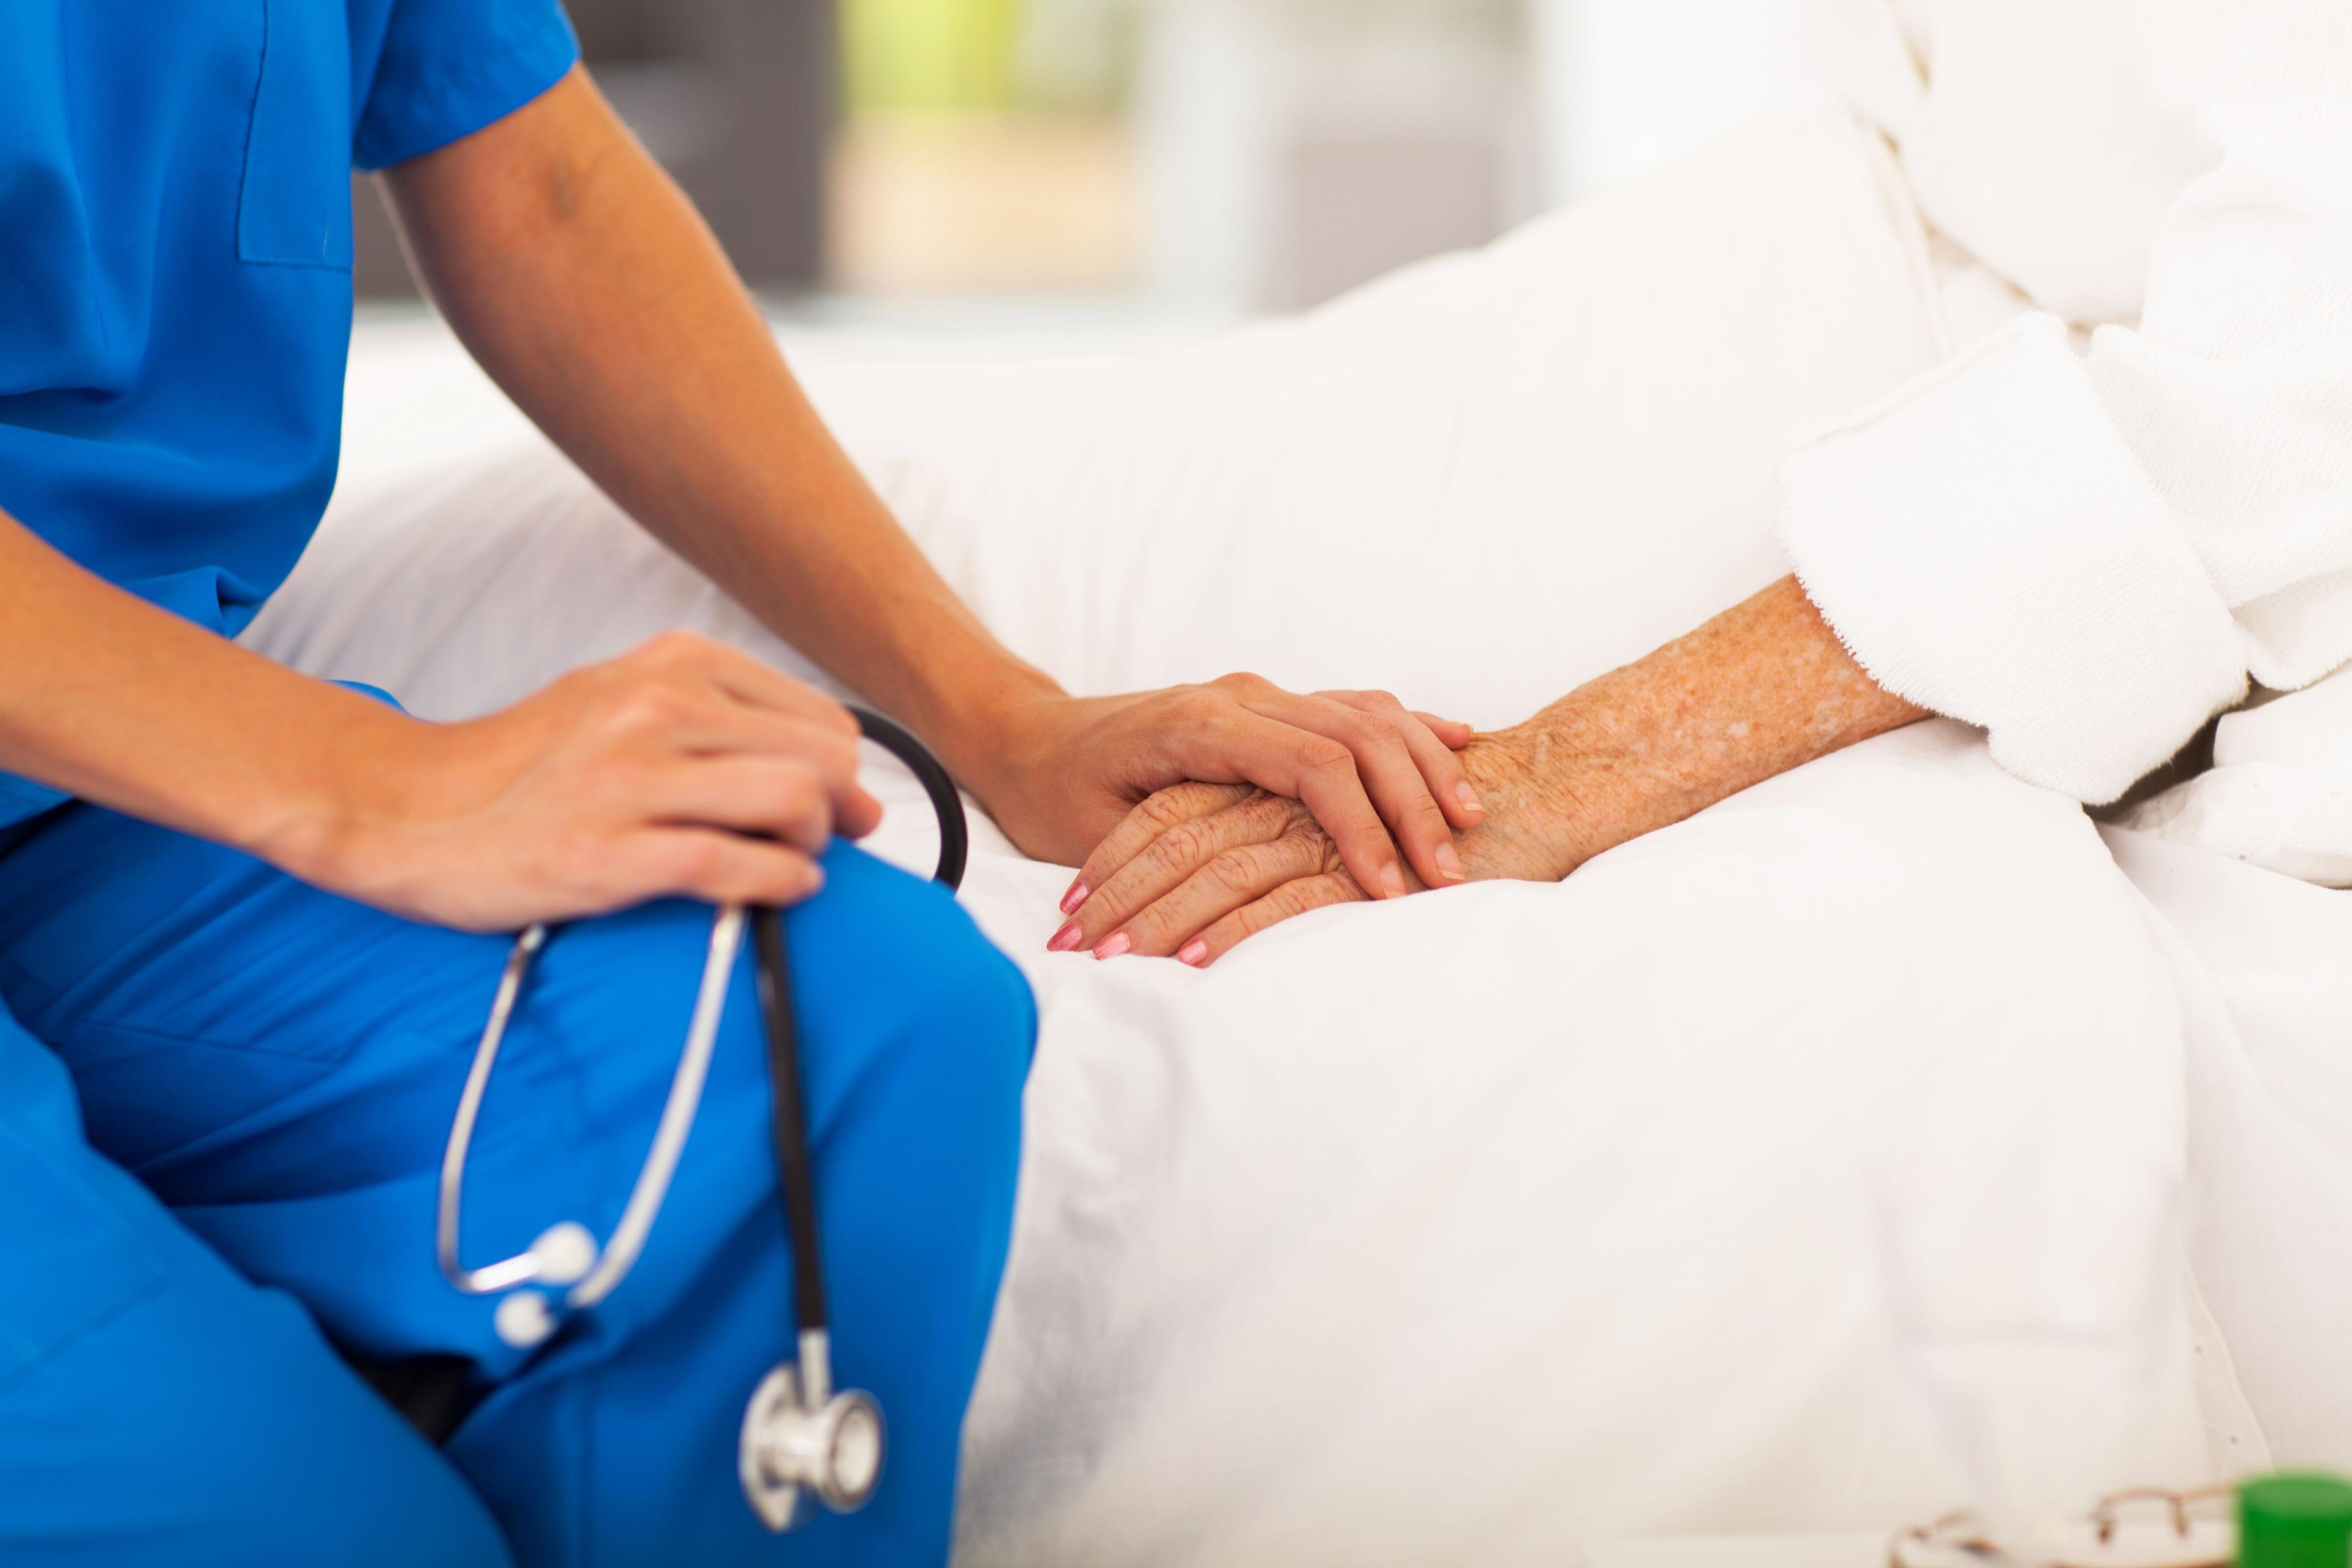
left=287, top=633, right=881, bottom=932
left=1044, top=731, right=1577, bottom=966
left=965, top=677, right=1486, bottom=911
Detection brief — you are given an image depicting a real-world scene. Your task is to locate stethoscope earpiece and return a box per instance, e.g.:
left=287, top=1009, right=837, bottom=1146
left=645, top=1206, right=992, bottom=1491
left=486, top=1223, right=599, bottom=1348
left=529, top=1221, right=598, bottom=1287
left=494, top=1290, right=557, bottom=1349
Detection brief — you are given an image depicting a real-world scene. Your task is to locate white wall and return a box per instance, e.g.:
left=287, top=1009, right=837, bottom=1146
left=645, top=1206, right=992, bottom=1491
left=1134, top=0, right=1838, bottom=313
left=1137, top=0, right=1532, bottom=312
left=1135, top=1, right=1283, bottom=309
left=1529, top=0, right=1834, bottom=207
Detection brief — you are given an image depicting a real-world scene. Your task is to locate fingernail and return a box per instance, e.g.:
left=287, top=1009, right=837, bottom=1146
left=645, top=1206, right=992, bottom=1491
left=1456, top=782, right=1484, bottom=816
left=1047, top=919, right=1084, bottom=953
left=1380, top=863, right=1408, bottom=899
left=1178, top=939, right=1208, bottom=966
left=1434, top=843, right=1464, bottom=881
left=1060, top=878, right=1088, bottom=914
left=1093, top=932, right=1132, bottom=960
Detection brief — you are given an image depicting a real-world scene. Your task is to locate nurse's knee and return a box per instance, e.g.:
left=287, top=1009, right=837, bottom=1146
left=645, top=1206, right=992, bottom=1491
left=800, top=846, right=1035, bottom=1121
left=897, top=914, right=1035, bottom=1117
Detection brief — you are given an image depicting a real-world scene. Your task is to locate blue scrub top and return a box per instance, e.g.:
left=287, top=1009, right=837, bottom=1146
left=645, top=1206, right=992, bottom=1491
left=0, top=0, right=579, bottom=829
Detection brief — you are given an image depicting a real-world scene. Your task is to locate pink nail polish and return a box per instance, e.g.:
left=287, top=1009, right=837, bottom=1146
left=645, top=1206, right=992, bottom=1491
left=1093, top=932, right=1132, bottom=960
left=1177, top=939, right=1208, bottom=966
left=1047, top=920, right=1084, bottom=953
left=1060, top=878, right=1088, bottom=914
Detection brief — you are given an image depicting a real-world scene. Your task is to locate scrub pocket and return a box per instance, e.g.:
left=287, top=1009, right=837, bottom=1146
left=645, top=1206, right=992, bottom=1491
left=0, top=1118, right=165, bottom=1391
left=239, top=0, right=356, bottom=270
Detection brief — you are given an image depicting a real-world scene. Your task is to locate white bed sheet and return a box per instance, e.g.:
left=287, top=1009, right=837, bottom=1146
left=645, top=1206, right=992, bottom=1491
left=2100, top=829, right=2352, bottom=1475
left=247, top=111, right=2352, bottom=1564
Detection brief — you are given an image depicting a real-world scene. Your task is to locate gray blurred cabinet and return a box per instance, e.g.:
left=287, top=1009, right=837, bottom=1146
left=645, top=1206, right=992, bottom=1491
left=354, top=0, right=837, bottom=298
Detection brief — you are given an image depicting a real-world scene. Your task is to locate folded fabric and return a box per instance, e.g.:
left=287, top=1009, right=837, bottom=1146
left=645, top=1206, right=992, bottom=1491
left=2118, top=665, right=2352, bottom=887
left=1784, top=0, right=2352, bottom=805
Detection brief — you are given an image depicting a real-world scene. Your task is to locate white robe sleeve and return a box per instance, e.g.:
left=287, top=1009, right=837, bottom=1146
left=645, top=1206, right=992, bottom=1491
left=1777, top=3, right=2352, bottom=804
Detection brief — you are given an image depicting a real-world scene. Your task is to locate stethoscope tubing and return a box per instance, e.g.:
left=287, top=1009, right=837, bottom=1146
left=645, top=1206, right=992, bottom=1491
left=753, top=903, right=826, bottom=1333
left=761, top=707, right=970, bottom=1335
left=851, top=706, right=968, bottom=893
left=436, top=905, right=743, bottom=1314
left=438, top=706, right=970, bottom=1339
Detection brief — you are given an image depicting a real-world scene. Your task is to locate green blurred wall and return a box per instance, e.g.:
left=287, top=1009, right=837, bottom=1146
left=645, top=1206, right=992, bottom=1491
left=843, top=0, right=1023, bottom=113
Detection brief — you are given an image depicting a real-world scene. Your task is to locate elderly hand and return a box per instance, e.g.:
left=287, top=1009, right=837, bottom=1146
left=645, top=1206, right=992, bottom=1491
left=1044, top=578, right=1934, bottom=965
left=971, top=676, right=1488, bottom=908
left=1046, top=731, right=1578, bottom=965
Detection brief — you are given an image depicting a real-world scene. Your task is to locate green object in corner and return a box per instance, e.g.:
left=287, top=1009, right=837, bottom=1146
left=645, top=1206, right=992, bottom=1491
left=2240, top=1474, right=2352, bottom=1568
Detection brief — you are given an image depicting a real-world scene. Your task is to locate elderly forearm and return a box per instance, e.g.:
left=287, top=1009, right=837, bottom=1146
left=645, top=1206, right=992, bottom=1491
left=377, top=67, right=1057, bottom=781
left=1483, top=576, right=1928, bottom=878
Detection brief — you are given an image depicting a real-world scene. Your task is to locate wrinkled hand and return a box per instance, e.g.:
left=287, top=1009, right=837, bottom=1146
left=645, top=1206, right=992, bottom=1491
left=1047, top=732, right=1578, bottom=965
left=976, top=675, right=1485, bottom=905
left=1042, top=576, right=1936, bottom=965
left=296, top=631, right=881, bottom=930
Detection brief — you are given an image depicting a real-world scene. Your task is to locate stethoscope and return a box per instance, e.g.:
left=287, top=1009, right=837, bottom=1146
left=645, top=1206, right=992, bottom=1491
left=435, top=707, right=971, bottom=1534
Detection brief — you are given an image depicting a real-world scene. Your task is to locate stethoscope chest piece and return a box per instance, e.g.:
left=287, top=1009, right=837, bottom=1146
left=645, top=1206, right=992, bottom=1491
left=739, top=1341, right=886, bottom=1531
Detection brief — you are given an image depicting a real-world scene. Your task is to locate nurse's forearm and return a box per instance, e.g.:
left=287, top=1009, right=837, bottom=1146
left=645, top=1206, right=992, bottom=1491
left=0, top=510, right=420, bottom=853
left=0, top=507, right=883, bottom=926
left=377, top=68, right=1052, bottom=787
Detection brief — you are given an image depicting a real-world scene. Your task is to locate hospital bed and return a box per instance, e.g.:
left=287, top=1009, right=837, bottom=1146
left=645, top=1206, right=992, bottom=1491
left=252, top=111, right=2352, bottom=1566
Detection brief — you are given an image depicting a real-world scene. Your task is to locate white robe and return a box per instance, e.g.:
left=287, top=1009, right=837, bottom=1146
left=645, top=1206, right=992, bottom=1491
left=1784, top=0, right=2352, bottom=802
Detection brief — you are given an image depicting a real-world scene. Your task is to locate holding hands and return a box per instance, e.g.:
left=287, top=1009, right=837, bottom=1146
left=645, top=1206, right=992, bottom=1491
left=1049, top=731, right=1581, bottom=968
left=1042, top=578, right=1933, bottom=967
left=972, top=676, right=1491, bottom=908
left=281, top=579, right=1899, bottom=961
left=296, top=646, right=1507, bottom=943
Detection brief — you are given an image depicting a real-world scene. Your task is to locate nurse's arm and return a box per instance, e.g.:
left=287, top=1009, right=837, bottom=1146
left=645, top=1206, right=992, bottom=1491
left=0, top=507, right=882, bottom=929
left=374, top=67, right=1482, bottom=903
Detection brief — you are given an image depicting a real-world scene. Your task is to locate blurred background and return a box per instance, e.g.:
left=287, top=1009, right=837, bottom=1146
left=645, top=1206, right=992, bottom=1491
left=355, top=0, right=1831, bottom=328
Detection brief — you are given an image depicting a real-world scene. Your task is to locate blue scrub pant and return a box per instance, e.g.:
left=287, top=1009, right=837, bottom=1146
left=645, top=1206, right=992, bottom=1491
left=0, top=805, right=1035, bottom=1567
